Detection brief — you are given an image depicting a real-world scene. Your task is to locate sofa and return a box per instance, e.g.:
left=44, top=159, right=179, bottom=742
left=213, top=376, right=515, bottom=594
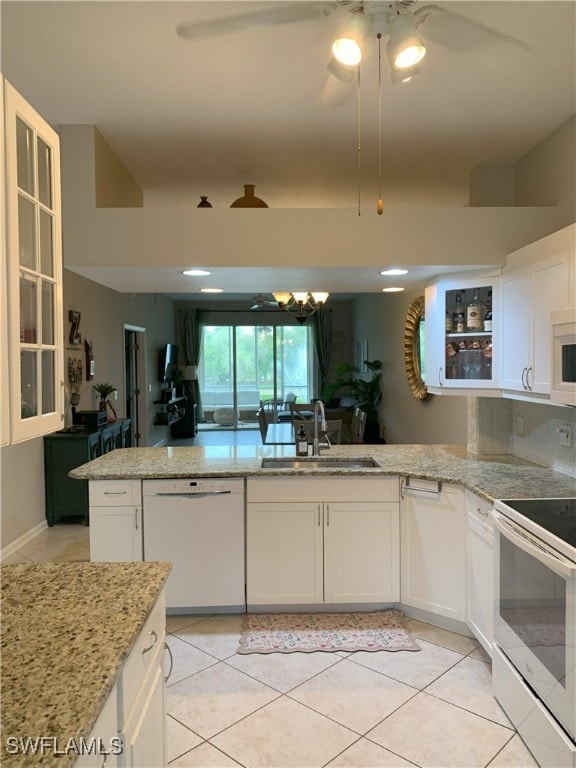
left=201, top=390, right=262, bottom=424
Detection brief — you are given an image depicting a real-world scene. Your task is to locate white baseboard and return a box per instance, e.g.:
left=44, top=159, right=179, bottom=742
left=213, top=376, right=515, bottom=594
left=1, top=520, right=48, bottom=561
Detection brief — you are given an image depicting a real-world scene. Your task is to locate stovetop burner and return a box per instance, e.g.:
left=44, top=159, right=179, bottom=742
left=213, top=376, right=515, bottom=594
left=500, top=498, right=576, bottom=547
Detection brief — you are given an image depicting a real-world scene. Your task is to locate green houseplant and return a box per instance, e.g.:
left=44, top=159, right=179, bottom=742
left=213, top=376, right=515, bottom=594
left=321, top=360, right=383, bottom=442
left=93, top=382, right=117, bottom=410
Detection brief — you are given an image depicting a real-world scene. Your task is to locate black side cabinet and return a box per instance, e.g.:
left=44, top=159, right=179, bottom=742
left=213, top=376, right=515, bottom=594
left=44, top=419, right=131, bottom=526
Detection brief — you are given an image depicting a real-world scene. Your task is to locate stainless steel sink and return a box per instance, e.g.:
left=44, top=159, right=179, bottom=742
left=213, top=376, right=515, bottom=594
left=261, top=457, right=381, bottom=470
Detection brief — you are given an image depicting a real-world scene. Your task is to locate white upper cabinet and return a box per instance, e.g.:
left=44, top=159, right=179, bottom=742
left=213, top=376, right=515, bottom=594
left=425, top=277, right=499, bottom=393
left=4, top=81, right=64, bottom=442
left=501, top=230, right=575, bottom=398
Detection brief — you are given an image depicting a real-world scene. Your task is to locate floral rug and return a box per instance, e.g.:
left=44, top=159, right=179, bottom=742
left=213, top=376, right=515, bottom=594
left=238, top=610, right=421, bottom=654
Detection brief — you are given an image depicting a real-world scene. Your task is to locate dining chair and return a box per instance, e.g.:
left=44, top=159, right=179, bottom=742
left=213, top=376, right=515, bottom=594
left=289, top=403, right=315, bottom=421
left=257, top=409, right=269, bottom=442
left=349, top=407, right=367, bottom=444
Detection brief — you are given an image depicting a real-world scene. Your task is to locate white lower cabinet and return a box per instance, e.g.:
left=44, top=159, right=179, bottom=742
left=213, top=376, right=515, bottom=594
left=246, top=476, right=399, bottom=606
left=75, top=682, right=119, bottom=768
left=466, top=491, right=494, bottom=656
left=118, top=591, right=166, bottom=768
left=400, top=478, right=466, bottom=622
left=89, top=481, right=143, bottom=562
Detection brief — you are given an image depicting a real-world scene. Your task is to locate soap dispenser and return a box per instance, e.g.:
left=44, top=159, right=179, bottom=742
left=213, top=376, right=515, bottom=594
left=296, top=424, right=308, bottom=457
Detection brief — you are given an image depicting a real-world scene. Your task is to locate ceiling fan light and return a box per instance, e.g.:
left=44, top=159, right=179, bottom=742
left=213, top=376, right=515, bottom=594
left=332, top=12, right=370, bottom=65
left=390, top=62, right=420, bottom=84
left=311, top=291, right=329, bottom=304
left=388, top=12, right=426, bottom=69
left=326, top=55, right=357, bottom=82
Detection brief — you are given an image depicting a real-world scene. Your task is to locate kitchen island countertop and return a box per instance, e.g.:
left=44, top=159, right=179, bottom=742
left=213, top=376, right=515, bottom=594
left=69, top=444, right=576, bottom=503
left=0, top=561, right=171, bottom=768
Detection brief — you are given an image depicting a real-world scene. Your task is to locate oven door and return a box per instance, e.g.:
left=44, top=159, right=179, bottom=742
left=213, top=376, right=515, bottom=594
left=551, top=309, right=576, bottom=406
left=492, top=509, right=576, bottom=739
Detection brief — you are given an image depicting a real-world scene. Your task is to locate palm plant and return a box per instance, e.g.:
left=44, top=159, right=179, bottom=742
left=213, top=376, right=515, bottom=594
left=93, top=382, right=117, bottom=403
left=321, top=359, right=382, bottom=430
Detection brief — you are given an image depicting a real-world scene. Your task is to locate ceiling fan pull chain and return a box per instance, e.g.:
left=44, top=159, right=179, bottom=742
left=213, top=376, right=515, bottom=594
left=377, top=33, right=384, bottom=216
left=357, top=63, right=361, bottom=217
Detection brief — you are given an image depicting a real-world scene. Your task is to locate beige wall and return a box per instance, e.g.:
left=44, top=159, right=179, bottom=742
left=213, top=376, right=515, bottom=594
left=1, top=273, right=176, bottom=551
left=351, top=291, right=468, bottom=445
left=94, top=127, right=143, bottom=208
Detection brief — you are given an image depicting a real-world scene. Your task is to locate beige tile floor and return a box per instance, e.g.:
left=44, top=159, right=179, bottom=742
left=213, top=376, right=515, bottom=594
left=5, top=524, right=539, bottom=768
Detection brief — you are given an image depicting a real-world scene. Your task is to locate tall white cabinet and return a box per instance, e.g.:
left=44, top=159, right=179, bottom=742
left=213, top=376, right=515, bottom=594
left=501, top=241, right=574, bottom=397
left=3, top=80, right=64, bottom=443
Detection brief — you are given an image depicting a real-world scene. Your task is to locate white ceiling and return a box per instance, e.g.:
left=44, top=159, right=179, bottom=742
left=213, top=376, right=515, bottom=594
left=1, top=0, right=575, bottom=300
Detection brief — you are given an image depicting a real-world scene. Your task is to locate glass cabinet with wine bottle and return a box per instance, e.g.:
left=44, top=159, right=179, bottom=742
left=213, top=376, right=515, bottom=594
left=425, top=278, right=499, bottom=391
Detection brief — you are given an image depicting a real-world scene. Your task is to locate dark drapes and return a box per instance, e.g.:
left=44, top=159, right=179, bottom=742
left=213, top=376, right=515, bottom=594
left=177, top=308, right=205, bottom=418
left=310, top=307, right=332, bottom=395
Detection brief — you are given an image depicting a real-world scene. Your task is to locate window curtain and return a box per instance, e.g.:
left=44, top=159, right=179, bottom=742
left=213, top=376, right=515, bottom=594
left=310, top=307, right=332, bottom=396
left=177, top=308, right=205, bottom=419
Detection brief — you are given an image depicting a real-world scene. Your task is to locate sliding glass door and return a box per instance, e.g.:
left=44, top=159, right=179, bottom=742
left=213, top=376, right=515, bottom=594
left=199, top=324, right=311, bottom=429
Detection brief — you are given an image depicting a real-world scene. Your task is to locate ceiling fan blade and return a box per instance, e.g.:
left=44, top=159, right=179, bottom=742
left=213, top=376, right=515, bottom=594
left=177, top=2, right=339, bottom=41
left=414, top=4, right=532, bottom=54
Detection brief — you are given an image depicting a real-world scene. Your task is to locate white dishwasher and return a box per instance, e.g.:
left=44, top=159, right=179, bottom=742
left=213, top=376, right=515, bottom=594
left=143, top=477, right=245, bottom=613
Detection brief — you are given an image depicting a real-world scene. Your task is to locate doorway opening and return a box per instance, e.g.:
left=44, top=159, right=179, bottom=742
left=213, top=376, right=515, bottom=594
left=124, top=325, right=147, bottom=446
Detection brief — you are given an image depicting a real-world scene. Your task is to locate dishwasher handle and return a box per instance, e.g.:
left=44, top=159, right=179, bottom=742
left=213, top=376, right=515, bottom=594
left=152, top=490, right=233, bottom=499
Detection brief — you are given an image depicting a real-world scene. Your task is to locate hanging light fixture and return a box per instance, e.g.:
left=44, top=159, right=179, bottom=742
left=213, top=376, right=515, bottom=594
left=272, top=292, right=329, bottom=324
left=387, top=11, right=426, bottom=69
left=331, top=11, right=371, bottom=66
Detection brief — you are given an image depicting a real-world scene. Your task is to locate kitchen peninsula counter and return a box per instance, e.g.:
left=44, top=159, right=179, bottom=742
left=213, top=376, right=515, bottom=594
left=69, top=444, right=576, bottom=502
left=0, top=561, right=171, bottom=768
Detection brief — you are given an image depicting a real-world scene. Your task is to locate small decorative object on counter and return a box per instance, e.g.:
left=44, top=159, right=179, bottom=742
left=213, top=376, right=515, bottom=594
left=296, top=424, right=308, bottom=457
left=230, top=184, right=268, bottom=208
left=197, top=196, right=212, bottom=208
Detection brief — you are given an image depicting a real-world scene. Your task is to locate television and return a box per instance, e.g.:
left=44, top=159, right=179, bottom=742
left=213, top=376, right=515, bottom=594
left=159, top=343, right=179, bottom=384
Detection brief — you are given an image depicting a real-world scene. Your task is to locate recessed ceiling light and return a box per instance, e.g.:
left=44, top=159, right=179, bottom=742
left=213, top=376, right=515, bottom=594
left=200, top=288, right=224, bottom=293
left=382, top=287, right=405, bottom=293
left=182, top=269, right=211, bottom=276
left=380, top=268, right=408, bottom=276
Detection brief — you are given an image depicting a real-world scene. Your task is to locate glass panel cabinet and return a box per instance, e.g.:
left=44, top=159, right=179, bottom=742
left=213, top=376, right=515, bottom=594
left=4, top=80, right=64, bottom=442
left=425, top=278, right=499, bottom=391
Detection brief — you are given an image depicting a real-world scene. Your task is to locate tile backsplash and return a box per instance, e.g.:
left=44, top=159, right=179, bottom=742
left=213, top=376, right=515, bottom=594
left=469, top=397, right=576, bottom=478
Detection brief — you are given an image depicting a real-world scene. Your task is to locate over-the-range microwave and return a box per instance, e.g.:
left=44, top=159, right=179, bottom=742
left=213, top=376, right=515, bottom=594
left=551, top=307, right=576, bottom=406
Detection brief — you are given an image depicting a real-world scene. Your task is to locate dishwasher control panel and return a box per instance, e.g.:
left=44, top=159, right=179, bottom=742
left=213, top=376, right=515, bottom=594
left=142, top=478, right=244, bottom=495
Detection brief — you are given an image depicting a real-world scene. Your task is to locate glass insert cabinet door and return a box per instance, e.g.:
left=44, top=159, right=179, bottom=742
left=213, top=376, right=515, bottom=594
left=4, top=81, right=63, bottom=442
left=426, top=278, right=499, bottom=390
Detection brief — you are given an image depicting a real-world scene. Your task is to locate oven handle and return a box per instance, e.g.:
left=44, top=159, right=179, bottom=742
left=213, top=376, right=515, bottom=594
left=491, top=510, right=576, bottom=579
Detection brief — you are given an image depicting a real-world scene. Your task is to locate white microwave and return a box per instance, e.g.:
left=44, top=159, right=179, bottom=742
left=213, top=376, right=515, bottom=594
left=551, top=308, right=576, bottom=406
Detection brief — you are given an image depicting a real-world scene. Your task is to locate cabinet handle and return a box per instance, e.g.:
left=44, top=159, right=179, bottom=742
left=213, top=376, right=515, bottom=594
left=317, top=504, right=321, bottom=527
left=134, top=509, right=139, bottom=530
left=142, top=629, right=158, bottom=654
left=526, top=366, right=533, bottom=391
left=521, top=366, right=527, bottom=390
left=104, top=490, right=127, bottom=496
left=164, top=641, right=174, bottom=683
left=477, top=507, right=489, bottom=518
left=326, top=504, right=330, bottom=527
left=439, top=367, right=443, bottom=387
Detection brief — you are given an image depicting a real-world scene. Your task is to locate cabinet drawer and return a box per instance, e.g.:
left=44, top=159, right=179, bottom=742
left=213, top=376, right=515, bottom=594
left=247, top=476, right=399, bottom=502
left=90, top=480, right=142, bottom=506
left=120, top=592, right=165, bottom=724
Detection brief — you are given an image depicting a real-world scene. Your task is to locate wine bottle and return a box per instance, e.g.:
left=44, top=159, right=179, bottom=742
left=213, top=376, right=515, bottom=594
left=483, top=289, right=493, bottom=332
left=451, top=293, right=465, bottom=333
left=466, top=289, right=485, bottom=332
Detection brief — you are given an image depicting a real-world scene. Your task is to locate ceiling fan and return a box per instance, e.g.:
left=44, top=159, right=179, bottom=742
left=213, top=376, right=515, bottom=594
left=177, top=1, right=529, bottom=82
left=250, top=294, right=279, bottom=311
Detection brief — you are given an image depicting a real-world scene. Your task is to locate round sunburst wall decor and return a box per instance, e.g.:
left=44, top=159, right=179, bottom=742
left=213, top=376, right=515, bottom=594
left=404, top=295, right=432, bottom=402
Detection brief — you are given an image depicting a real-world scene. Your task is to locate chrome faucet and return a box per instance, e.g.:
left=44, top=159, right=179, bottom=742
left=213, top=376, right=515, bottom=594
left=312, top=399, right=330, bottom=455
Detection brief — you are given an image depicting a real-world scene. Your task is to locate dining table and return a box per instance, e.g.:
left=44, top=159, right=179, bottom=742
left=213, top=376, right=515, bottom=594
left=264, top=421, right=295, bottom=445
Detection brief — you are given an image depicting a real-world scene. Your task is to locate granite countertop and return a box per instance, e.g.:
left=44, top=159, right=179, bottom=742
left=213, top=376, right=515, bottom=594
left=69, top=444, right=576, bottom=502
left=0, top=562, right=171, bottom=768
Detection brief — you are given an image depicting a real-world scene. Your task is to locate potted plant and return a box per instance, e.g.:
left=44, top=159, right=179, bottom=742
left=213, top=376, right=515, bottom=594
left=321, top=360, right=383, bottom=442
left=93, top=382, right=117, bottom=411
